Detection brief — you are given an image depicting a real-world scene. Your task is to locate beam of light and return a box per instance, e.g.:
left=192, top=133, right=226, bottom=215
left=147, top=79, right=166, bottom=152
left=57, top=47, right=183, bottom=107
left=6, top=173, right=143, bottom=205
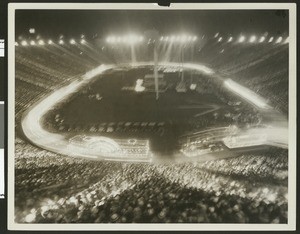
left=59, top=39, right=64, bottom=45
left=224, top=79, right=270, bottom=109
left=217, top=37, right=223, bottom=42
left=30, top=40, right=36, bottom=46
left=21, top=40, right=28, bottom=46
left=238, top=35, right=245, bottom=43
left=70, top=39, right=76, bottom=44
left=259, top=36, right=265, bottom=43
left=276, top=36, right=283, bottom=44
left=227, top=37, right=233, bottom=42
left=249, top=35, right=257, bottom=43
left=268, top=37, right=274, bottom=43
left=48, top=39, right=53, bottom=45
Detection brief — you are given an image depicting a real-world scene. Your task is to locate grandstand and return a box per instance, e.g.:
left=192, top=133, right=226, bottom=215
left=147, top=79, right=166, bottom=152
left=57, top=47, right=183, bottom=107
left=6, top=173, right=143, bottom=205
left=14, top=9, right=289, bottom=225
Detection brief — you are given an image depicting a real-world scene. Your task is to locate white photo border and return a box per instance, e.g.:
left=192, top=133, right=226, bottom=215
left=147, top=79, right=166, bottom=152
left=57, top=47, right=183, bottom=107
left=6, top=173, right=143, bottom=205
left=7, top=2, right=297, bottom=231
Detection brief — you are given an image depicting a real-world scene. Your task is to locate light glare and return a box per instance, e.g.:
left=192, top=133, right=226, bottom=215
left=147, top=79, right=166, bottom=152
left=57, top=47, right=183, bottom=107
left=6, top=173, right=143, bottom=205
left=21, top=40, right=28, bottom=46
left=238, top=35, right=245, bottom=43
left=259, top=36, right=265, bottom=43
left=268, top=37, right=274, bottom=43
left=276, top=36, right=283, bottom=43
left=249, top=35, right=256, bottom=43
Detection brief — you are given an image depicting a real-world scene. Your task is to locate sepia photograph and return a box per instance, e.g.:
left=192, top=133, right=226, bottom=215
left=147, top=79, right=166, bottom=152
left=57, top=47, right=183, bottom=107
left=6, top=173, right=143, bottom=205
left=8, top=3, right=296, bottom=231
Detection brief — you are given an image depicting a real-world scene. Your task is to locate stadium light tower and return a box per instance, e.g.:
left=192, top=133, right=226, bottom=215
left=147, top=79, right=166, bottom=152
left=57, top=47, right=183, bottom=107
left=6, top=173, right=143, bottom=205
left=145, top=30, right=160, bottom=100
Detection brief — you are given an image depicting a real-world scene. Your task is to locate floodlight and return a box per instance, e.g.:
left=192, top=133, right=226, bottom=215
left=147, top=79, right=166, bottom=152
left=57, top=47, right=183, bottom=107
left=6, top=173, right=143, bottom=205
left=160, top=36, right=164, bottom=41
left=80, top=39, right=86, bottom=44
left=214, top=33, right=219, bottom=38
left=29, top=28, right=35, bottom=34
left=192, top=36, right=197, bottom=41
left=59, top=39, right=64, bottom=45
left=30, top=40, right=36, bottom=45
left=218, top=37, right=223, bottom=42
left=38, top=40, right=45, bottom=45
left=268, top=37, right=274, bottom=43
left=48, top=40, right=53, bottom=45
left=15, top=42, right=19, bottom=46
left=249, top=35, right=256, bottom=43
left=70, top=39, right=76, bottom=44
left=238, top=35, right=245, bottom=43
left=276, top=36, right=283, bottom=43
left=259, top=36, right=265, bottom=43
left=228, top=37, right=233, bottom=42
left=21, top=40, right=28, bottom=46
left=139, top=36, right=144, bottom=42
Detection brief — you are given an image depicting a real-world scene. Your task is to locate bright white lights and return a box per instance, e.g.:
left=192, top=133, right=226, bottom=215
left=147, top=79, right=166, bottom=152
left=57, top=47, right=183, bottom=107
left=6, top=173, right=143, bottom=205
left=30, top=40, right=36, bottom=46
left=106, top=35, right=144, bottom=44
left=15, top=42, right=19, bottom=46
left=268, top=37, right=274, bottom=43
left=218, top=37, right=223, bottom=42
left=48, top=40, right=53, bottom=45
left=80, top=39, right=86, bottom=44
left=276, top=36, right=283, bottom=44
left=59, top=39, right=64, bottom=45
left=227, top=37, right=233, bottom=42
left=38, top=40, right=44, bottom=45
left=70, top=39, right=76, bottom=44
left=21, top=40, right=28, bottom=46
left=238, top=35, right=245, bottom=43
left=159, top=34, right=197, bottom=43
left=214, top=32, right=219, bottom=38
left=259, top=36, right=265, bottom=43
left=29, top=28, right=35, bottom=34
left=249, top=35, right=257, bottom=43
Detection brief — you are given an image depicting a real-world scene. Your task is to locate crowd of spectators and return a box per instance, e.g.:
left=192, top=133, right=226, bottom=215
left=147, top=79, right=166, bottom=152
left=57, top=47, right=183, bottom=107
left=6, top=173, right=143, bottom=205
left=15, top=144, right=288, bottom=223
left=14, top=37, right=288, bottom=224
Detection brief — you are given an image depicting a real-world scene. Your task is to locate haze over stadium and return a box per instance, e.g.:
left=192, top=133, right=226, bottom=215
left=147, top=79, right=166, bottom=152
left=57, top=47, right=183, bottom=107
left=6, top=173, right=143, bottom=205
left=14, top=9, right=289, bottom=224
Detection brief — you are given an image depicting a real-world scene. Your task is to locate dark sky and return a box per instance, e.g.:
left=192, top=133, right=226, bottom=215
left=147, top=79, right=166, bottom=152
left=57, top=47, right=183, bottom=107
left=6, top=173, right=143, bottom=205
left=15, top=10, right=289, bottom=39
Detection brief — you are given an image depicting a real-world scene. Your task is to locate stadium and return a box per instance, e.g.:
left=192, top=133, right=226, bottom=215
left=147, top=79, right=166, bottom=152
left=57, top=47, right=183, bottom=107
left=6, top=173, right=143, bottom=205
left=14, top=9, right=289, bottom=224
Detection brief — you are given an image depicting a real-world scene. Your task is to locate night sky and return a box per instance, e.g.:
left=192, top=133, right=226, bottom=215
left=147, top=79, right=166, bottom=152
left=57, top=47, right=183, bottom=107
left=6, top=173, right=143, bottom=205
left=15, top=10, right=289, bottom=39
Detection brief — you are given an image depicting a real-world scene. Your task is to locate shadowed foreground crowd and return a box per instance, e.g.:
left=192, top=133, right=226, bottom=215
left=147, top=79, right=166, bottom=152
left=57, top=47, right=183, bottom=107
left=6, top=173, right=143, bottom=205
left=15, top=140, right=288, bottom=223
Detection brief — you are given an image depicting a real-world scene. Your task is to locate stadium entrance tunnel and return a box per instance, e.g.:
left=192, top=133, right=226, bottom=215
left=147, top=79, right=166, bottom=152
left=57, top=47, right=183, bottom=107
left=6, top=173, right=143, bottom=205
left=21, top=62, right=288, bottom=162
